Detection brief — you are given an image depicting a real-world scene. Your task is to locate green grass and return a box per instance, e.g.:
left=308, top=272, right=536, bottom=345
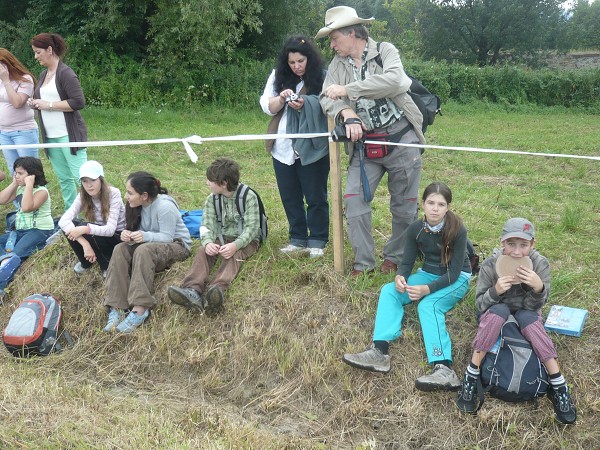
left=0, top=100, right=598, bottom=449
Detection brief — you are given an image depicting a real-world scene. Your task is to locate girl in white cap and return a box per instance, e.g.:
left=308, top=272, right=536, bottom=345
left=58, top=160, right=125, bottom=277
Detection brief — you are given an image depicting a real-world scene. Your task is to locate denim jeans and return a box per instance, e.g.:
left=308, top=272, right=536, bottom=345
left=0, top=228, right=53, bottom=259
left=272, top=155, right=329, bottom=249
left=0, top=129, right=40, bottom=174
left=0, top=228, right=53, bottom=290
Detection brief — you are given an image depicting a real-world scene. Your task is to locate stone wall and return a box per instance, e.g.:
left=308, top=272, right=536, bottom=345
left=546, top=52, right=600, bottom=69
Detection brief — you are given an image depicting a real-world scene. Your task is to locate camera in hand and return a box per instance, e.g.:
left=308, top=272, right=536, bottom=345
left=285, top=93, right=298, bottom=103
left=331, top=124, right=351, bottom=142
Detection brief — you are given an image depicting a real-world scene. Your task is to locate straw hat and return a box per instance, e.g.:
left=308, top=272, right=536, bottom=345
left=315, top=6, right=375, bottom=39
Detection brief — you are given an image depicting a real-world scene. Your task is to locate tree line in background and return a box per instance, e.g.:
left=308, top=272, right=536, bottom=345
left=1, top=0, right=599, bottom=108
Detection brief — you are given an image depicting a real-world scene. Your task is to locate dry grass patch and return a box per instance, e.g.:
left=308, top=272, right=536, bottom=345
left=0, top=103, right=598, bottom=448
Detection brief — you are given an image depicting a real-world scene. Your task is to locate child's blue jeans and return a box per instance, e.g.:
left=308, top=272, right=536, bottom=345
left=0, top=228, right=53, bottom=290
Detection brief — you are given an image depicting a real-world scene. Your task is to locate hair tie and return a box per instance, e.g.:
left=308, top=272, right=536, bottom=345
left=300, top=39, right=305, bottom=45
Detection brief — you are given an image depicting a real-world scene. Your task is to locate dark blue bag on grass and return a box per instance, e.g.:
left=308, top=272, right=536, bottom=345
left=480, top=315, right=549, bottom=403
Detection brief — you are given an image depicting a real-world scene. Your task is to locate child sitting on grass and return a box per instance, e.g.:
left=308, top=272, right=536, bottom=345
left=103, top=171, right=191, bottom=333
left=58, top=160, right=125, bottom=278
left=0, top=157, right=54, bottom=296
left=167, top=157, right=262, bottom=315
left=456, top=218, right=576, bottom=424
left=342, top=182, right=472, bottom=391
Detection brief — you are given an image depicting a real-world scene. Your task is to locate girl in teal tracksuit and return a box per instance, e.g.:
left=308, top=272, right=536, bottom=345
left=342, top=182, right=472, bottom=391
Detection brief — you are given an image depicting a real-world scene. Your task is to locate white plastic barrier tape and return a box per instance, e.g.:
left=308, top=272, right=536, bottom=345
left=1, top=132, right=598, bottom=162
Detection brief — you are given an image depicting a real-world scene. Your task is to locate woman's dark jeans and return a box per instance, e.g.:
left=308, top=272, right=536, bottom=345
left=272, top=155, right=329, bottom=249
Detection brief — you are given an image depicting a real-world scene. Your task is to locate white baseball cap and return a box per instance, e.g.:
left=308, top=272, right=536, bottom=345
left=79, top=160, right=104, bottom=180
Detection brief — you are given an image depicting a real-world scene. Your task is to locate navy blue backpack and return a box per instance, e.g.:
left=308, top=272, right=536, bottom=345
left=480, top=315, right=549, bottom=403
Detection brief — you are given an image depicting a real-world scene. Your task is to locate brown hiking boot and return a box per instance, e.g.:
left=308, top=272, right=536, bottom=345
left=349, top=268, right=375, bottom=277
left=380, top=259, right=398, bottom=274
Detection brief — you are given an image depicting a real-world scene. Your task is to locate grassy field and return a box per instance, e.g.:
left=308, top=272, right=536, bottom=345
left=0, top=101, right=598, bottom=449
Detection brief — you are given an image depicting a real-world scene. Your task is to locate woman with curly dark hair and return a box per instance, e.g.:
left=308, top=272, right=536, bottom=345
left=260, top=35, right=329, bottom=258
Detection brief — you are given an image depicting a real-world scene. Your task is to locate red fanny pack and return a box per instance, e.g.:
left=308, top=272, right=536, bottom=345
left=363, top=124, right=414, bottom=159
left=363, top=133, right=390, bottom=159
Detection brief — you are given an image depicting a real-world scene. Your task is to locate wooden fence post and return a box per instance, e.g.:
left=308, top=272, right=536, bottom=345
left=328, top=116, right=344, bottom=274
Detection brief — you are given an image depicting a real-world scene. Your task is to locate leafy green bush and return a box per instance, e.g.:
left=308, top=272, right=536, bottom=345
left=406, top=61, right=600, bottom=108
left=69, top=48, right=273, bottom=109
left=63, top=46, right=600, bottom=110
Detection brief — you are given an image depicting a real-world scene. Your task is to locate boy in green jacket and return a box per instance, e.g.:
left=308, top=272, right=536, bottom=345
left=167, top=158, right=261, bottom=315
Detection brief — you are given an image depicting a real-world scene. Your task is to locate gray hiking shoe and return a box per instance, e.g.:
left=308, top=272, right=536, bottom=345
left=415, top=364, right=462, bottom=392
left=205, top=285, right=224, bottom=316
left=342, top=343, right=391, bottom=373
left=167, top=286, right=204, bottom=311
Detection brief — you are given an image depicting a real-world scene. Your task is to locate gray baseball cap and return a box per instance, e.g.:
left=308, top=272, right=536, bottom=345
left=501, top=218, right=535, bottom=241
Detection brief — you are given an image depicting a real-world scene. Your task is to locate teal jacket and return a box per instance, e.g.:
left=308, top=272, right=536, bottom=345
left=286, top=94, right=329, bottom=166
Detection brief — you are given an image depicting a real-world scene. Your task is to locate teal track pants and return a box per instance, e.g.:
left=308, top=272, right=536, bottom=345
left=373, top=269, right=471, bottom=363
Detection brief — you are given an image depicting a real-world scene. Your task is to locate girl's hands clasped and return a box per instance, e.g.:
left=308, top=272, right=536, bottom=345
left=406, top=285, right=430, bottom=302
left=395, top=275, right=408, bottom=293
left=81, top=241, right=97, bottom=263
left=121, top=230, right=144, bottom=244
left=395, top=275, right=430, bottom=301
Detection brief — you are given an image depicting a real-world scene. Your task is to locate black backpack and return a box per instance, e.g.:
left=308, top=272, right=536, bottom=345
left=213, top=183, right=267, bottom=245
left=375, top=42, right=441, bottom=133
left=479, top=315, right=549, bottom=405
left=467, top=239, right=480, bottom=274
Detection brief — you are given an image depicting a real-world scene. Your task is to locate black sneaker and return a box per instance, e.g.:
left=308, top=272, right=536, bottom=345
left=548, top=385, right=577, bottom=424
left=205, top=285, right=224, bottom=316
left=456, top=373, right=480, bottom=414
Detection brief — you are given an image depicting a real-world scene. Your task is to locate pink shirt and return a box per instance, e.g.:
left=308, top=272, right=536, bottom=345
left=0, top=75, right=37, bottom=131
left=59, top=186, right=126, bottom=237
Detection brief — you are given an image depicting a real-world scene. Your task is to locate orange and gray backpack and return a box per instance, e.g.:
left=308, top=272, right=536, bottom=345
left=3, top=293, right=72, bottom=357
